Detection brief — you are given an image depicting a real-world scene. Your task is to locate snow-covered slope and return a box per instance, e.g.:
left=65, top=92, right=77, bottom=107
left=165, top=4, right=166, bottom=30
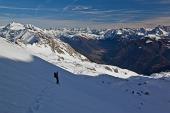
left=1, top=22, right=170, bottom=75
left=24, top=43, right=137, bottom=78
left=0, top=38, right=170, bottom=113
left=0, top=22, right=89, bottom=61
left=0, top=39, right=32, bottom=62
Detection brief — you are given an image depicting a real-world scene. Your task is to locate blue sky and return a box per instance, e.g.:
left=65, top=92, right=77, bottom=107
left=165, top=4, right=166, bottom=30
left=0, top=0, right=170, bottom=28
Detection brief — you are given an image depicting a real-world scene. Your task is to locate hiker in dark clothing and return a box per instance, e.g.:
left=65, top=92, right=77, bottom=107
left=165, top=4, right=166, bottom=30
left=54, top=72, right=59, bottom=84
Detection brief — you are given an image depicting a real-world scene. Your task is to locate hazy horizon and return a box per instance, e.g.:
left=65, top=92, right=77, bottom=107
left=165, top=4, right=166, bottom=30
left=0, top=0, right=170, bottom=28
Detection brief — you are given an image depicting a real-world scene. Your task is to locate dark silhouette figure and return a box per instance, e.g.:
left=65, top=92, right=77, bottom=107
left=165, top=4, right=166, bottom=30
left=54, top=72, right=59, bottom=84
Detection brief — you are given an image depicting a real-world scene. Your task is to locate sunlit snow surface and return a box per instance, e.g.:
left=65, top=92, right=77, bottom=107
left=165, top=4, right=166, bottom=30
left=24, top=43, right=138, bottom=78
left=0, top=38, right=170, bottom=113
left=0, top=38, right=33, bottom=62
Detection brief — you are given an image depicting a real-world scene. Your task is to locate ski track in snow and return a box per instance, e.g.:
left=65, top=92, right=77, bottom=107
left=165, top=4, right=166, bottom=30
left=27, top=84, right=60, bottom=113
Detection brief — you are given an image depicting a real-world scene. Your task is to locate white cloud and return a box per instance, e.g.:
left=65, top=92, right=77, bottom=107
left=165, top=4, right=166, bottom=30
left=64, top=5, right=91, bottom=11
left=160, top=0, right=170, bottom=4
left=136, top=0, right=170, bottom=4
left=63, top=0, right=80, bottom=11
left=71, top=6, right=91, bottom=11
left=0, top=5, right=58, bottom=12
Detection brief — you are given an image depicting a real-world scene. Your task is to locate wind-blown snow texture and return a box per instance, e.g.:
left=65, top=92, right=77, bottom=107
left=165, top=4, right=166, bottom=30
left=0, top=37, right=170, bottom=113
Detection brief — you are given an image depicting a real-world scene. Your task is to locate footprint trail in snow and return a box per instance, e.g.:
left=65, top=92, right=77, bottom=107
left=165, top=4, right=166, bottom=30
left=27, top=86, right=50, bottom=113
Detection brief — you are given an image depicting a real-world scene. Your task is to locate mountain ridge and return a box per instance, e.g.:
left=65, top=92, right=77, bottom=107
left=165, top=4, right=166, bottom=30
left=0, top=22, right=137, bottom=78
left=1, top=22, right=170, bottom=75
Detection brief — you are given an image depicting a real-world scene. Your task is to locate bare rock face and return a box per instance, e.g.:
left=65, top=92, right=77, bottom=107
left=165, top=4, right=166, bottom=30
left=106, top=37, right=170, bottom=75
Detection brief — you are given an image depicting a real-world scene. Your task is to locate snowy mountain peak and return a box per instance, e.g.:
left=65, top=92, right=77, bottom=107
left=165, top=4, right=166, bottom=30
left=5, top=22, right=25, bottom=30
left=0, top=22, right=139, bottom=78
left=154, top=27, right=168, bottom=36
left=1, top=23, right=170, bottom=75
left=24, top=24, right=42, bottom=32
left=4, top=22, right=43, bottom=32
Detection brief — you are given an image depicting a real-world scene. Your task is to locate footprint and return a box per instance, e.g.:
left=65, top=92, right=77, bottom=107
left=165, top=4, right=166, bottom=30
left=33, top=103, right=40, bottom=111
left=27, top=107, right=34, bottom=113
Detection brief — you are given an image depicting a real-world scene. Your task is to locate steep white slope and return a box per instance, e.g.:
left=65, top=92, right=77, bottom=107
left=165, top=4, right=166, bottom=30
left=0, top=38, right=170, bottom=113
left=0, top=38, right=32, bottom=62
left=23, top=43, right=137, bottom=78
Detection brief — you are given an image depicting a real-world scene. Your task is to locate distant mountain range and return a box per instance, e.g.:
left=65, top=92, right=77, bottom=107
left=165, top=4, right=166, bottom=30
left=1, top=22, right=170, bottom=75
left=58, top=25, right=170, bottom=75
